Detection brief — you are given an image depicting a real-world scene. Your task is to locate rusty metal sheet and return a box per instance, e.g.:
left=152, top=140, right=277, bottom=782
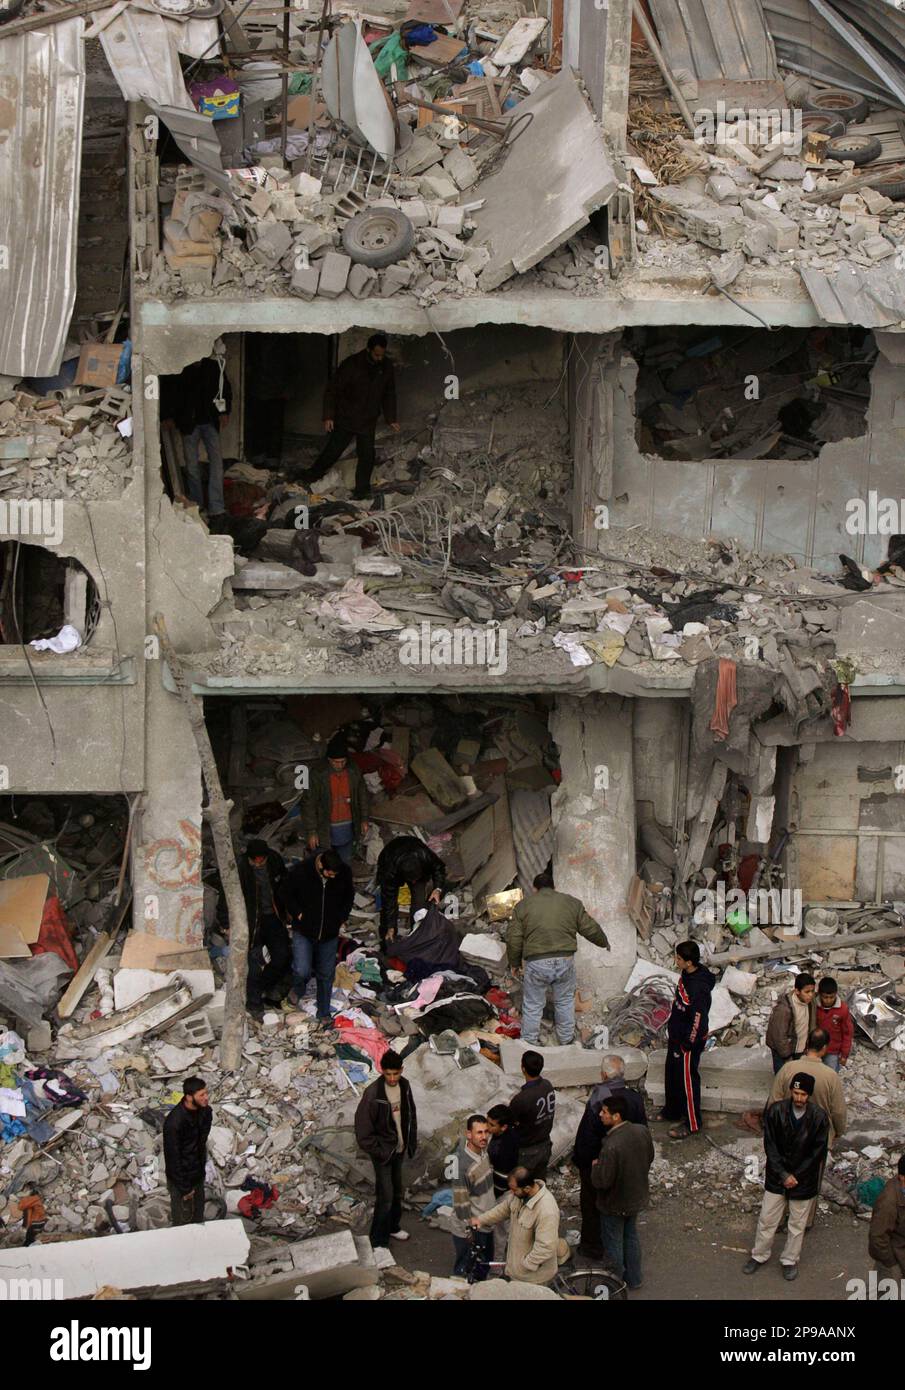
left=0, top=19, right=85, bottom=379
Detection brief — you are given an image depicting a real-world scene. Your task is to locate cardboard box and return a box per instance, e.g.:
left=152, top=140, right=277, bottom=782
left=74, top=343, right=124, bottom=389
left=0, top=872, right=50, bottom=958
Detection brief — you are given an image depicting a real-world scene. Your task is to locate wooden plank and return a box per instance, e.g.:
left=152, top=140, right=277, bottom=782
left=411, top=747, right=469, bottom=810
left=57, top=932, right=113, bottom=1019
left=493, top=16, right=548, bottom=66
left=709, top=922, right=905, bottom=966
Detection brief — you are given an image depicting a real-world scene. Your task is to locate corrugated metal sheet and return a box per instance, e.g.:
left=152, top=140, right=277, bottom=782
left=0, top=19, right=85, bottom=378
left=99, top=10, right=195, bottom=109
left=648, top=0, right=778, bottom=81
left=764, top=0, right=905, bottom=106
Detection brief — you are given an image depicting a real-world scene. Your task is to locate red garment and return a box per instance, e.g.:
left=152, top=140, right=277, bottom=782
left=831, top=682, right=851, bottom=737
left=329, top=768, right=352, bottom=824
left=485, top=988, right=512, bottom=1009
left=31, top=895, right=78, bottom=973
left=817, top=999, right=855, bottom=1061
left=237, top=1184, right=279, bottom=1218
left=710, top=658, right=738, bottom=740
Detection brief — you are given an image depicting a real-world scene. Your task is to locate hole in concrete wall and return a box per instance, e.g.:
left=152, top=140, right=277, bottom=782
left=202, top=692, right=561, bottom=968
left=0, top=543, right=99, bottom=646
left=625, top=325, right=874, bottom=461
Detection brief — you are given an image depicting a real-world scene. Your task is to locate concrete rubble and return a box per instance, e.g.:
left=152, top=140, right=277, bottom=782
left=0, top=376, right=134, bottom=501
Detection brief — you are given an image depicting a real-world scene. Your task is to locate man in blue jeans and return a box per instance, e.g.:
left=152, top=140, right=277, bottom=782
left=592, top=1093, right=654, bottom=1291
left=164, top=345, right=232, bottom=517
left=279, top=848, right=352, bottom=1022
left=507, top=870, right=609, bottom=1045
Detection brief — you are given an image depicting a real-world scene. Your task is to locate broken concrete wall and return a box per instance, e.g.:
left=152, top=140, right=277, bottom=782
left=606, top=344, right=904, bottom=570
left=0, top=475, right=145, bottom=793
left=132, top=373, right=234, bottom=942
left=794, top=730, right=905, bottom=902
left=568, top=332, right=621, bottom=549
left=550, top=693, right=637, bottom=1001
left=633, top=698, right=686, bottom=832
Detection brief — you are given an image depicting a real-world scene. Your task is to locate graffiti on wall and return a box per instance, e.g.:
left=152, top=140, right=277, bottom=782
left=142, top=819, right=203, bottom=945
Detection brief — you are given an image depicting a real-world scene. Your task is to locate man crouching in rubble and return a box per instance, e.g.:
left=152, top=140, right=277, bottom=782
left=658, top=941, right=715, bottom=1140
left=507, top=870, right=609, bottom=1046
left=355, top=1051, right=418, bottom=1252
left=163, top=1077, right=212, bottom=1226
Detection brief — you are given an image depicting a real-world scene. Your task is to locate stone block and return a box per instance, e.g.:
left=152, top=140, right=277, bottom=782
left=399, top=198, right=430, bottom=227
left=645, top=1044, right=773, bottom=1112
left=497, top=1038, right=647, bottom=1086
left=290, top=263, right=320, bottom=299
left=348, top=263, right=377, bottom=298
left=378, top=263, right=413, bottom=296
left=435, top=205, right=466, bottom=235
left=443, top=144, right=478, bottom=190
left=251, top=221, right=292, bottom=266
left=316, top=250, right=351, bottom=297
left=238, top=1230, right=377, bottom=1300
left=741, top=198, right=799, bottom=252
left=459, top=932, right=506, bottom=964
left=470, top=1278, right=560, bottom=1300
left=419, top=170, right=459, bottom=201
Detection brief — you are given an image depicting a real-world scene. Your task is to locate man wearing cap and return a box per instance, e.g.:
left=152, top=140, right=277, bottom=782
left=303, top=735, right=369, bottom=866
left=744, top=1072, right=829, bottom=1282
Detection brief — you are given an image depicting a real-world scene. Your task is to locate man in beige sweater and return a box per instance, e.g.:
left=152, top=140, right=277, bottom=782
left=470, top=1166, right=562, bottom=1285
left=769, top=1028, right=847, bottom=1143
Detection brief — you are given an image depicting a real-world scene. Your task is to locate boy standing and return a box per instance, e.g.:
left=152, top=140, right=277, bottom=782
left=816, top=976, right=854, bottom=1072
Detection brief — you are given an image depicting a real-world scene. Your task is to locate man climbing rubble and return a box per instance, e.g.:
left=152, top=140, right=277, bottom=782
left=506, top=870, right=609, bottom=1046
left=303, top=735, right=369, bottom=866
left=163, top=1076, right=212, bottom=1227
left=295, top=334, right=399, bottom=500
left=376, top=834, right=446, bottom=944
left=658, top=941, right=715, bottom=1141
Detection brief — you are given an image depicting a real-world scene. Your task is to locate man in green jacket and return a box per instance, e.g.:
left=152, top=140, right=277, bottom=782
left=303, top=734, right=369, bottom=866
left=508, top=871, right=609, bottom=1045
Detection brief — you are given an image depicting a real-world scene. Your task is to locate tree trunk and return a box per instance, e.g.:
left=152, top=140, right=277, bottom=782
left=153, top=614, right=249, bottom=1072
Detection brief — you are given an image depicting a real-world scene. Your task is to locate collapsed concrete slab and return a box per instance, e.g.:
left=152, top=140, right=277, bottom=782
left=236, top=1230, right=379, bottom=1300
left=470, top=68, right=619, bottom=291
left=0, top=1218, right=250, bottom=1299
left=497, top=1038, right=647, bottom=1087
left=645, top=1045, right=773, bottom=1113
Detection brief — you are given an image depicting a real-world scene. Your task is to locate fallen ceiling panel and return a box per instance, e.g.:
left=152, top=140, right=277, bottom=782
left=647, top=0, right=778, bottom=80
left=0, top=18, right=85, bottom=378
left=470, top=67, right=619, bottom=291
left=801, top=260, right=905, bottom=327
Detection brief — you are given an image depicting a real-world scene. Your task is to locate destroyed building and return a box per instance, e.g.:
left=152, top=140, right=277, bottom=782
left=0, top=0, right=904, bottom=1302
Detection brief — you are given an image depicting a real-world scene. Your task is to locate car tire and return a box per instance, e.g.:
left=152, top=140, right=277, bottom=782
left=823, top=133, right=883, bottom=165
left=802, top=89, right=870, bottom=125
left=870, top=176, right=905, bottom=200
left=341, top=209, right=415, bottom=268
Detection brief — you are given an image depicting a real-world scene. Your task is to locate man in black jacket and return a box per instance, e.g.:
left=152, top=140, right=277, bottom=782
left=573, top=1055, right=647, bottom=1258
left=163, top=1076, right=212, bottom=1226
left=744, top=1073, right=830, bottom=1281
left=592, top=1094, right=655, bottom=1291
left=660, top=940, right=715, bottom=1140
left=376, top=834, right=446, bottom=944
left=509, top=1051, right=556, bottom=1181
left=354, top=1051, right=418, bottom=1250
left=239, top=839, right=290, bottom=1013
left=298, top=334, right=399, bottom=499
left=280, top=848, right=352, bottom=1022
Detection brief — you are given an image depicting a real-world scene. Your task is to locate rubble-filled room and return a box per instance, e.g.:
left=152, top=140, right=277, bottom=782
left=0, top=544, right=100, bottom=648
left=626, top=325, right=873, bottom=460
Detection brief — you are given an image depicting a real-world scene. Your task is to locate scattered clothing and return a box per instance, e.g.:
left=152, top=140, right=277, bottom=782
left=709, top=656, right=738, bottom=739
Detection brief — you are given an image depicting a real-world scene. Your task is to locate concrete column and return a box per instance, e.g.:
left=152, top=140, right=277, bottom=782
left=550, top=693, right=637, bottom=1002
left=134, top=366, right=235, bottom=942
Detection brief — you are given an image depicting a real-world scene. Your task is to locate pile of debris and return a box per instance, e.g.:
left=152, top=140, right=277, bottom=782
left=0, top=377, right=133, bottom=502
left=136, top=11, right=618, bottom=304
